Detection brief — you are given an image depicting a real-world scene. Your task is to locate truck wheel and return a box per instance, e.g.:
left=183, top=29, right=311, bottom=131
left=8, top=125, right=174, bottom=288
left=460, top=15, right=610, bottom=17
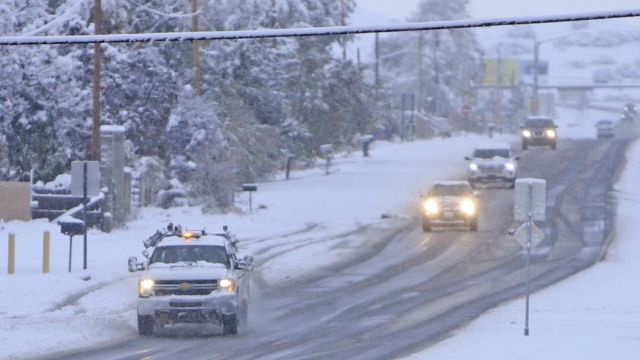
left=222, top=315, right=239, bottom=336
left=138, top=315, right=154, bottom=336
left=551, top=142, right=556, bottom=150
left=522, top=142, right=528, bottom=150
left=422, top=220, right=432, bottom=232
left=509, top=179, right=516, bottom=189
left=469, top=218, right=478, bottom=232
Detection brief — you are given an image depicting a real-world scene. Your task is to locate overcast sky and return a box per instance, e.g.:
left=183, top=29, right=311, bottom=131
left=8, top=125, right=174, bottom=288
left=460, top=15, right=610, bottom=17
left=357, top=0, right=640, bottom=22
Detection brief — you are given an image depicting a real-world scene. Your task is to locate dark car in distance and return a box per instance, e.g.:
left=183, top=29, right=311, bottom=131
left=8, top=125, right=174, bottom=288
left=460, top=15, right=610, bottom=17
left=521, top=116, right=558, bottom=150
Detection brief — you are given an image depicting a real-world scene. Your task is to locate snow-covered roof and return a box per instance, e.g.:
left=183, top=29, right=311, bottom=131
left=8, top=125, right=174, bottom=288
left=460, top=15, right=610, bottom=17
left=157, top=235, right=227, bottom=247
left=474, top=142, right=511, bottom=150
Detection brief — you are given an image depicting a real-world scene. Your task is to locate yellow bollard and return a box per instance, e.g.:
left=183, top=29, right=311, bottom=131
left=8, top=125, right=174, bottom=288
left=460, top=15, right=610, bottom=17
left=8, top=233, right=15, bottom=274
left=43, top=231, right=50, bottom=274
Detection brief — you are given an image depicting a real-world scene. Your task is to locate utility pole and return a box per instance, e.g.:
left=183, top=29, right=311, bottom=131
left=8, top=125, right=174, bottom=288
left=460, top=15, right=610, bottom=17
left=341, top=0, right=347, bottom=61
left=496, top=47, right=504, bottom=132
left=417, top=32, right=424, bottom=113
left=433, top=31, right=440, bottom=115
left=532, top=41, right=540, bottom=115
left=191, top=0, right=202, bottom=96
left=374, top=33, right=380, bottom=91
left=91, top=0, right=102, bottom=161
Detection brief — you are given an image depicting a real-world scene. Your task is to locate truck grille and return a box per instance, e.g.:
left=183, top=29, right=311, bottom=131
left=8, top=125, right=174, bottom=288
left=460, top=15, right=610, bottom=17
left=478, top=164, right=505, bottom=175
left=153, top=279, right=218, bottom=296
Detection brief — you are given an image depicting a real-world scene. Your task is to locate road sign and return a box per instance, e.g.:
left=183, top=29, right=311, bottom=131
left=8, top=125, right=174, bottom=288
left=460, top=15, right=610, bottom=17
left=514, top=178, right=546, bottom=222
left=514, top=222, right=545, bottom=248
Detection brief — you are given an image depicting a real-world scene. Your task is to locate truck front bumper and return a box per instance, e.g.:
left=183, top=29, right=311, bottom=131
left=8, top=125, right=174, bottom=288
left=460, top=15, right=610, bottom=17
left=138, top=294, right=238, bottom=324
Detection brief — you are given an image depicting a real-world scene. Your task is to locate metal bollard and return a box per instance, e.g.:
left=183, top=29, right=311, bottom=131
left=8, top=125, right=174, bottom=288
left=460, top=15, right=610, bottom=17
left=8, top=233, right=15, bottom=274
left=43, top=231, right=50, bottom=274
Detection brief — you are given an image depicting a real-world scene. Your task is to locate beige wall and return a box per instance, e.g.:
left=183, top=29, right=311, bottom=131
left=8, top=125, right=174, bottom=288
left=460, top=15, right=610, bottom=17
left=0, top=182, right=31, bottom=221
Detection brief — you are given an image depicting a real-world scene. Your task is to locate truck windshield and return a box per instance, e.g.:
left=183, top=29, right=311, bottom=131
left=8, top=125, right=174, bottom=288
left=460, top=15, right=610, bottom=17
left=525, top=119, right=554, bottom=128
left=473, top=149, right=510, bottom=159
left=150, top=245, right=229, bottom=266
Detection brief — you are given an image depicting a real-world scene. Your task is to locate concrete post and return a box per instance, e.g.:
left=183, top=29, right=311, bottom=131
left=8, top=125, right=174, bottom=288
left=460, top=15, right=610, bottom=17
left=100, top=125, right=127, bottom=228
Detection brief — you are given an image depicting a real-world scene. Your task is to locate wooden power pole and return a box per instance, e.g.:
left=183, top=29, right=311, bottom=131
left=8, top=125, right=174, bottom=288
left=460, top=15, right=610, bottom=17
left=417, top=32, right=424, bottom=113
left=341, top=0, right=347, bottom=61
left=91, top=0, right=102, bottom=161
left=192, top=0, right=202, bottom=96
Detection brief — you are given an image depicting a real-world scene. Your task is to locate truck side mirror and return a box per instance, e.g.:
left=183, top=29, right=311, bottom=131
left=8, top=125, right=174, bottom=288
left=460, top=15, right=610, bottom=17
left=128, top=256, right=144, bottom=272
left=235, top=256, right=254, bottom=271
left=514, top=156, right=520, bottom=161
left=464, top=156, right=471, bottom=161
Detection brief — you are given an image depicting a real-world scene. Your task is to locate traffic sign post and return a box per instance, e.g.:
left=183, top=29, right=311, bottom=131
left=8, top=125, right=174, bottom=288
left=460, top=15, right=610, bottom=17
left=460, top=104, right=472, bottom=135
left=513, top=178, right=546, bottom=336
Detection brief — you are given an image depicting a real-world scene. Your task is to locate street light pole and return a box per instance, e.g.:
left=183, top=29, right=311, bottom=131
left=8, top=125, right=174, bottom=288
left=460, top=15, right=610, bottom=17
left=530, top=32, right=586, bottom=116
left=532, top=41, right=540, bottom=115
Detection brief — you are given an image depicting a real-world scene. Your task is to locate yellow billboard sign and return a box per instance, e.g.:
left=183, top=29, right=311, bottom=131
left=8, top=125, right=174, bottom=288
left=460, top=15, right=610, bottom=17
left=483, top=58, right=522, bottom=86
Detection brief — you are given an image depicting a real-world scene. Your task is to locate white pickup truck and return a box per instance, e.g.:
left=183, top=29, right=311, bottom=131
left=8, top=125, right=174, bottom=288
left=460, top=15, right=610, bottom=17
left=465, top=143, right=519, bottom=188
left=128, top=225, right=253, bottom=336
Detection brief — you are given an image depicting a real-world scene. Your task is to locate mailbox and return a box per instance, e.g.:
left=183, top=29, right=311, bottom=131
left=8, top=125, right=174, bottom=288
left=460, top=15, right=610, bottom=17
left=320, top=144, right=333, bottom=155
left=242, top=184, right=258, bottom=192
left=59, top=219, right=86, bottom=236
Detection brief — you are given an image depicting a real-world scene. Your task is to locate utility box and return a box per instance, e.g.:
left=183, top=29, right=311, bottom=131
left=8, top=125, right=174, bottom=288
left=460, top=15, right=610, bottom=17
left=514, top=178, right=546, bottom=222
left=0, top=182, right=31, bottom=221
left=71, top=161, right=101, bottom=197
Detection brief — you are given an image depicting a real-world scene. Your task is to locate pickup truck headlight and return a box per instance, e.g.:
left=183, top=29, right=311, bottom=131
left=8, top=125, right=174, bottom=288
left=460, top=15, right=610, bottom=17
left=469, top=163, right=478, bottom=171
left=546, top=129, right=556, bottom=138
left=219, top=278, right=236, bottom=293
left=460, top=198, right=476, bottom=215
left=522, top=130, right=532, bottom=138
left=423, top=199, right=439, bottom=215
left=505, top=162, right=515, bottom=171
left=138, top=279, right=154, bottom=298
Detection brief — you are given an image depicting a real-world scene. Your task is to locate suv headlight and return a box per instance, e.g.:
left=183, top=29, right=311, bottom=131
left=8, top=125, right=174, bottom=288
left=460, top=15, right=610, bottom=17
left=460, top=198, right=476, bottom=215
left=469, top=163, right=478, bottom=171
left=139, top=279, right=154, bottom=298
left=522, top=130, right=532, bottom=138
left=505, top=162, right=515, bottom=171
left=546, top=129, right=556, bottom=138
left=219, top=278, right=236, bottom=293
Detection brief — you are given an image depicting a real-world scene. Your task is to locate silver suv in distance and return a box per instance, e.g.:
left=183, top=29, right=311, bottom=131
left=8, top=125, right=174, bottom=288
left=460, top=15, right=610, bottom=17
left=465, top=143, right=518, bottom=188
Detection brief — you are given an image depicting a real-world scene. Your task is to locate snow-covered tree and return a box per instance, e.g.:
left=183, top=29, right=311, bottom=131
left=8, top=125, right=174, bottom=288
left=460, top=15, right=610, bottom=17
left=379, top=0, right=482, bottom=123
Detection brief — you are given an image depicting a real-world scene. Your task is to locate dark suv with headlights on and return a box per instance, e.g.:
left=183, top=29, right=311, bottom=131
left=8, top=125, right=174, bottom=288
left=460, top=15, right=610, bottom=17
left=521, top=116, right=557, bottom=150
left=420, top=181, right=478, bottom=232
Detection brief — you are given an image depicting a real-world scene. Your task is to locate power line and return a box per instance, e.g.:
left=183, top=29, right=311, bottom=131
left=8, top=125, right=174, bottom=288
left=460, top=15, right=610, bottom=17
left=0, top=9, right=638, bottom=46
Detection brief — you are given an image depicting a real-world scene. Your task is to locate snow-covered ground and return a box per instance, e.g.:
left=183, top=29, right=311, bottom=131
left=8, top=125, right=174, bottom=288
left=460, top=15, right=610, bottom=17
left=0, top=133, right=515, bottom=360
left=0, top=105, right=630, bottom=359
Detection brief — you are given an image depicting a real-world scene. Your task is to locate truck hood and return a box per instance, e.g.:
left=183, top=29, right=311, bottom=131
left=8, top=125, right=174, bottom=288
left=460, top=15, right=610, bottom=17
left=471, top=157, right=512, bottom=165
left=147, top=262, right=230, bottom=281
